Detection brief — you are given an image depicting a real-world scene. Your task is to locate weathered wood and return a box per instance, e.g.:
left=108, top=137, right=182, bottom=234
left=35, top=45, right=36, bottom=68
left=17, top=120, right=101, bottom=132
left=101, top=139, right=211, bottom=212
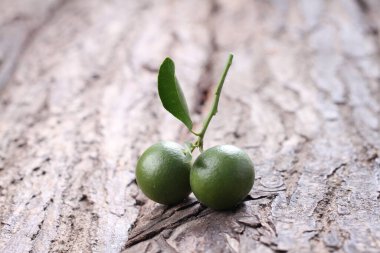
left=0, top=0, right=65, bottom=89
left=0, top=0, right=379, bottom=252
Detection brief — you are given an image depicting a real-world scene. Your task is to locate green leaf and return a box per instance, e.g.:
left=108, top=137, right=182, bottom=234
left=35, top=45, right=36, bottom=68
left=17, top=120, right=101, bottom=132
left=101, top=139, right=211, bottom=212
left=158, top=57, right=193, bottom=130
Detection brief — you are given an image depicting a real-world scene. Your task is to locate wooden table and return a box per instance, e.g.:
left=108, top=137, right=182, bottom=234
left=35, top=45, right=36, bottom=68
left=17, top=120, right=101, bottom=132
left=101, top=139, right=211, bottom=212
left=1, top=0, right=379, bottom=252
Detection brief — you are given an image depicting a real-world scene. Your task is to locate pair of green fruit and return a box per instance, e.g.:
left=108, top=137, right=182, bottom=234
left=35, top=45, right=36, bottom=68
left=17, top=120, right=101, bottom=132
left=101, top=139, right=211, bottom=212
left=136, top=54, right=254, bottom=210
left=136, top=141, right=255, bottom=210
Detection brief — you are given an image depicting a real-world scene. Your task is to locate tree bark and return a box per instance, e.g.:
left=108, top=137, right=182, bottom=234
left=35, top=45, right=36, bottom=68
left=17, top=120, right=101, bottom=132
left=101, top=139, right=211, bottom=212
left=0, top=0, right=379, bottom=252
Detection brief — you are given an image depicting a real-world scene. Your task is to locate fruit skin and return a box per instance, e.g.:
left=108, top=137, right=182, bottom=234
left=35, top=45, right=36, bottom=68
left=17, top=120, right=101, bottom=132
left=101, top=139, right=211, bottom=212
left=190, top=145, right=255, bottom=210
left=136, top=141, right=192, bottom=205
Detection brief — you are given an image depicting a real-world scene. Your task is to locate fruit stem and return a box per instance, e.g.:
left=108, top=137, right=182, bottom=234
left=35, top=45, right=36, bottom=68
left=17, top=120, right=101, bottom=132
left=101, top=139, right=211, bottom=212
left=191, top=53, right=233, bottom=152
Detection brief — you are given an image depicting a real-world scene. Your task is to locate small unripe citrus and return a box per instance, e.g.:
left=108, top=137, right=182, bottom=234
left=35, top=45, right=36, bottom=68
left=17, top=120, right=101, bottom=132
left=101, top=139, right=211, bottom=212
left=190, top=145, right=255, bottom=210
left=136, top=141, right=191, bottom=205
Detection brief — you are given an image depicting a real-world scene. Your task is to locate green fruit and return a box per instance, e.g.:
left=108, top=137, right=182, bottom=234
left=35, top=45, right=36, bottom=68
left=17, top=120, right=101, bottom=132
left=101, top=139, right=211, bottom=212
left=190, top=145, right=255, bottom=210
left=136, top=141, right=191, bottom=205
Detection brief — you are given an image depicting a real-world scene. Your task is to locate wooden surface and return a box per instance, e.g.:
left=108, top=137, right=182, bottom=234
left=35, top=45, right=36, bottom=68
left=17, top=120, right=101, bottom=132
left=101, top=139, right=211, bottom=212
left=1, top=0, right=380, bottom=252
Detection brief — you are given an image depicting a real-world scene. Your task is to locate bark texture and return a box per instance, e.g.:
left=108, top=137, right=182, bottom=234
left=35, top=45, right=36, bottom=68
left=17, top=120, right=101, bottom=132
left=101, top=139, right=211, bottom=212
left=0, top=0, right=380, bottom=252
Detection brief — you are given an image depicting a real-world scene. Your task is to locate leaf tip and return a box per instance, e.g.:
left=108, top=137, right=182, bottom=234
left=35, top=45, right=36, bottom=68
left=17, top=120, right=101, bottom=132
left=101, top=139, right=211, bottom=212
left=161, top=57, right=174, bottom=66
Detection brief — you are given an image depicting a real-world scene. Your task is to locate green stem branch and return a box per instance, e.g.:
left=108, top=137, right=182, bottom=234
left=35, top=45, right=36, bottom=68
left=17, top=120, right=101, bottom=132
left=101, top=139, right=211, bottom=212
left=191, top=53, right=233, bottom=152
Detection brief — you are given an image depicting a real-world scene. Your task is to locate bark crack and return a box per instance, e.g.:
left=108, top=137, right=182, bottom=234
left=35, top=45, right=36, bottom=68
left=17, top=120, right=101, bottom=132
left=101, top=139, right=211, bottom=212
left=0, top=0, right=70, bottom=90
left=191, top=0, right=220, bottom=117
left=310, top=164, right=348, bottom=250
left=124, top=202, right=205, bottom=249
